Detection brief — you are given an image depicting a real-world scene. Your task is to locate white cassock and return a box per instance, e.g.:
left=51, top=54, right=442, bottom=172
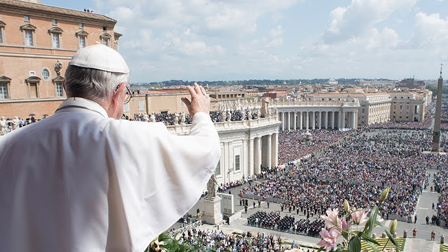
left=0, top=97, right=221, bottom=252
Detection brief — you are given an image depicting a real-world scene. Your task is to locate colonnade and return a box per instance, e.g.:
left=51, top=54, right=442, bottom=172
left=278, top=109, right=358, bottom=131
left=248, top=133, right=278, bottom=176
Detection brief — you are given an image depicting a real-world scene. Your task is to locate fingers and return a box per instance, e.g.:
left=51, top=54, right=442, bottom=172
left=181, top=97, right=191, bottom=107
left=194, top=83, right=202, bottom=95
left=186, top=85, right=196, bottom=98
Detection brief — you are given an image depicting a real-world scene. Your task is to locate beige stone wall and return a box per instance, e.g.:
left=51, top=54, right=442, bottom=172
left=0, top=1, right=118, bottom=102
left=0, top=98, right=64, bottom=119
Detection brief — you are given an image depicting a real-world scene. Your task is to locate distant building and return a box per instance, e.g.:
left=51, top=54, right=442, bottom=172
left=0, top=0, right=121, bottom=118
left=396, top=78, right=426, bottom=89
left=389, top=91, right=426, bottom=122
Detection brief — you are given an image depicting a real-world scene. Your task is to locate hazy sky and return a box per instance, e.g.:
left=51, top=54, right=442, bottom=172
left=42, top=0, right=448, bottom=82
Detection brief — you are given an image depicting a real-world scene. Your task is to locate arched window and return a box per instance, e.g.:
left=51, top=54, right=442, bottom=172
left=42, top=68, right=50, bottom=81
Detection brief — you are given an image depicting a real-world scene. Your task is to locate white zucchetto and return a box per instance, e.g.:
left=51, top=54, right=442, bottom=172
left=69, top=44, right=129, bottom=74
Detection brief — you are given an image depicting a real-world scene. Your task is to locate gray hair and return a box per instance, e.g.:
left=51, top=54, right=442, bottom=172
left=64, top=65, right=129, bottom=103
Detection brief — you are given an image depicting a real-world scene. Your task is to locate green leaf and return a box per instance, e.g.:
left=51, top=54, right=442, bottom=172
left=317, top=247, right=325, bottom=252
left=342, top=230, right=350, bottom=240
left=360, top=233, right=380, bottom=245
left=365, top=206, right=378, bottom=236
left=348, top=236, right=361, bottom=252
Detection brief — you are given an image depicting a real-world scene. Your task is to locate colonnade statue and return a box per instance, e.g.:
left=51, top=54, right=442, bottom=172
left=207, top=174, right=218, bottom=198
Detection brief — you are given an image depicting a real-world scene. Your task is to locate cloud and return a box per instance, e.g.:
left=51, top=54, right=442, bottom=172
left=323, top=0, right=417, bottom=43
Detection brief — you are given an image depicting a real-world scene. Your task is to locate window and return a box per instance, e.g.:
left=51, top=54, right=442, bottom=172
left=52, top=19, right=57, bottom=25
left=235, top=155, right=240, bottom=171
left=42, top=68, right=50, bottom=80
left=139, top=101, right=145, bottom=111
left=52, top=33, right=59, bottom=48
left=79, top=23, right=84, bottom=29
left=124, top=103, right=129, bottom=113
left=76, top=30, right=88, bottom=49
left=25, top=30, right=33, bottom=46
left=21, top=24, right=36, bottom=46
left=0, top=83, right=8, bottom=99
left=100, top=32, right=111, bottom=47
left=215, top=161, right=221, bottom=175
left=0, top=21, right=4, bottom=44
left=25, top=76, right=40, bottom=98
left=55, top=82, right=63, bottom=97
left=24, top=15, right=30, bottom=22
left=79, top=36, right=85, bottom=48
left=48, top=27, right=63, bottom=48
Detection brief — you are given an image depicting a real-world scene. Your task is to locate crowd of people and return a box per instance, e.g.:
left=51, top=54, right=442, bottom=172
left=0, top=115, right=42, bottom=135
left=242, top=130, right=447, bottom=224
left=247, top=211, right=324, bottom=237
left=177, top=228, right=305, bottom=251
left=434, top=170, right=448, bottom=226
left=369, top=115, right=432, bottom=130
left=129, top=109, right=264, bottom=126
left=277, top=129, right=354, bottom=165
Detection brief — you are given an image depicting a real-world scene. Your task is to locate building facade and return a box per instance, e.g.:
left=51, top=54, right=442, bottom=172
left=0, top=0, right=121, bottom=118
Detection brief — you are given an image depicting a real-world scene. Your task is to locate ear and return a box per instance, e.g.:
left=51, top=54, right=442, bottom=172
left=107, top=83, right=126, bottom=118
left=111, top=83, right=126, bottom=103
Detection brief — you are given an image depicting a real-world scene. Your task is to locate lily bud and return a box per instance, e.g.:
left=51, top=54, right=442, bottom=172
left=379, top=187, right=390, bottom=204
left=389, top=219, right=397, bottom=234
left=343, top=199, right=350, bottom=214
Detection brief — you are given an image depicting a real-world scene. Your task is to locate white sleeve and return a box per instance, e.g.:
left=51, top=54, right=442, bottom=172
left=106, top=112, right=220, bottom=251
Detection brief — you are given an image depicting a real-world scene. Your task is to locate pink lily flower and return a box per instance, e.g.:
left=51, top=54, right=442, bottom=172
left=338, top=217, right=351, bottom=232
left=317, top=227, right=340, bottom=251
left=321, top=208, right=340, bottom=228
left=351, top=210, right=368, bottom=225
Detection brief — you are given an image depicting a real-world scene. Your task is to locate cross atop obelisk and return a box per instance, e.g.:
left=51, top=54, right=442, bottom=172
left=432, top=63, right=443, bottom=152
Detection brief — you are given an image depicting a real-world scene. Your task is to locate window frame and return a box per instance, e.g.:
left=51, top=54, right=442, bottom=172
left=48, top=27, right=63, bottom=49
left=235, top=155, right=240, bottom=171
left=75, top=30, right=89, bottom=49
left=0, top=21, right=5, bottom=44
left=20, top=24, right=36, bottom=46
left=41, top=68, right=50, bottom=81
left=0, top=76, right=11, bottom=100
left=55, top=82, right=63, bottom=97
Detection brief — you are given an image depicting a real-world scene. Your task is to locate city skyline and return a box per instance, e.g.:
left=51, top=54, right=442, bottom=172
left=42, top=0, right=448, bottom=82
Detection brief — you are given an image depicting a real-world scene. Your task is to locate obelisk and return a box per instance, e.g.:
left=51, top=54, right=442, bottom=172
left=432, top=64, right=443, bottom=152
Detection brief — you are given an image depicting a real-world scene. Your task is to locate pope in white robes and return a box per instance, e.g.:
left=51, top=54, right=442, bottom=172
left=0, top=44, right=221, bottom=252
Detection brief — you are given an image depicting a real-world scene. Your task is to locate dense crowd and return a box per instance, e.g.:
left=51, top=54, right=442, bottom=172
left=177, top=228, right=306, bottom=252
left=277, top=130, right=354, bottom=165
left=242, top=130, right=447, bottom=221
left=434, top=170, right=448, bottom=225
left=247, top=211, right=324, bottom=237
left=369, top=115, right=432, bottom=130
left=130, top=109, right=264, bottom=126
left=0, top=115, right=42, bottom=135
